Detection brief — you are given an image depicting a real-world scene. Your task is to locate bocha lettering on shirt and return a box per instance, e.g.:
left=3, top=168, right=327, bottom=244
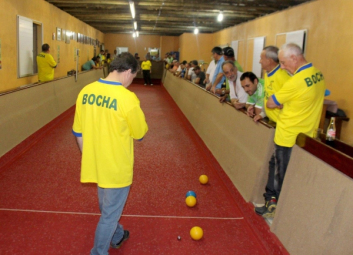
left=82, top=94, right=117, bottom=111
left=304, top=72, right=324, bottom=87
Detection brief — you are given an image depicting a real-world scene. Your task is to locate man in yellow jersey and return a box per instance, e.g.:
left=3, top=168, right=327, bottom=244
left=259, top=46, right=291, bottom=124
left=255, top=43, right=325, bottom=218
left=36, top=44, right=57, bottom=82
left=255, top=46, right=291, bottom=217
left=72, top=52, right=148, bottom=255
left=141, top=56, right=152, bottom=86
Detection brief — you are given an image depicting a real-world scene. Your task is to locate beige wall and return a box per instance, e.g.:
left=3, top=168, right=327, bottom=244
left=179, top=33, right=214, bottom=67
left=0, top=0, right=104, bottom=92
left=0, top=70, right=103, bottom=158
left=104, top=34, right=179, bottom=61
left=209, top=0, right=353, bottom=144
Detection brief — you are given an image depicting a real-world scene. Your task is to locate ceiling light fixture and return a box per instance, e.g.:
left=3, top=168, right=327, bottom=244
left=217, top=11, right=223, bottom=22
left=194, top=27, right=199, bottom=34
left=136, top=31, right=139, bottom=37
left=134, top=21, right=137, bottom=30
left=132, top=32, right=136, bottom=38
left=129, top=1, right=135, bottom=19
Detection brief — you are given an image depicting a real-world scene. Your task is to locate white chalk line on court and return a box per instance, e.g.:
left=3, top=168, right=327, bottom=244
left=0, top=208, right=243, bottom=220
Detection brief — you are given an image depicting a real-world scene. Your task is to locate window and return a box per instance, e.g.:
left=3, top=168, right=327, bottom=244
left=17, top=15, right=43, bottom=78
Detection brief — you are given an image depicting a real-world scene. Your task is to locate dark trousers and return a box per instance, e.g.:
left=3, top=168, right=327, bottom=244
left=264, top=144, right=293, bottom=201
left=143, top=70, right=151, bottom=84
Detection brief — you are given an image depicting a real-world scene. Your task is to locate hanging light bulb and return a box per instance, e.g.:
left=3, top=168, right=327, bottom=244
left=194, top=27, right=199, bottom=34
left=217, top=11, right=223, bottom=22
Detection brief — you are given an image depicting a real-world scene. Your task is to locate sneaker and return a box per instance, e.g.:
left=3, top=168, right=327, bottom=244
left=255, top=197, right=277, bottom=218
left=150, top=84, right=153, bottom=86
left=111, top=230, right=129, bottom=249
left=144, top=83, right=147, bottom=86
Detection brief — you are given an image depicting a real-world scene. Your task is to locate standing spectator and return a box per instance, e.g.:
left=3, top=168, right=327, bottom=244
left=82, top=57, right=101, bottom=71
left=240, top=72, right=266, bottom=122
left=220, top=60, right=247, bottom=109
left=141, top=56, right=153, bottom=86
left=255, top=43, right=325, bottom=218
left=111, top=50, right=117, bottom=60
left=36, top=43, right=57, bottom=82
left=210, top=47, right=225, bottom=94
left=223, top=47, right=243, bottom=72
left=170, top=61, right=180, bottom=74
left=204, top=57, right=217, bottom=90
left=193, top=66, right=206, bottom=87
left=187, top=60, right=198, bottom=81
left=134, top=53, right=140, bottom=60
left=178, top=62, right=188, bottom=78
left=72, top=52, right=148, bottom=255
left=259, top=46, right=291, bottom=123
left=98, top=50, right=106, bottom=66
left=152, top=54, right=160, bottom=61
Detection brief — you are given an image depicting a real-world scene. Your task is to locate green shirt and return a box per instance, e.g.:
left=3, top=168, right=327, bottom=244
left=247, top=78, right=265, bottom=109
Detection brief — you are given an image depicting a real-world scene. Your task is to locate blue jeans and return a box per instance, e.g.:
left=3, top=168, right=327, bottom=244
left=90, top=186, right=130, bottom=255
left=264, top=144, right=292, bottom=201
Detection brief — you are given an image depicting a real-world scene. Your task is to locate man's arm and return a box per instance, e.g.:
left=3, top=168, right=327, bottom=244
left=267, top=95, right=283, bottom=109
left=246, top=104, right=255, bottom=117
left=211, top=73, right=224, bottom=93
left=76, top=137, right=83, bottom=153
left=231, top=98, right=246, bottom=109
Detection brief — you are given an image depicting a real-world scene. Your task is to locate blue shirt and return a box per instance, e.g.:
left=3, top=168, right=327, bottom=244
left=212, top=56, right=226, bottom=89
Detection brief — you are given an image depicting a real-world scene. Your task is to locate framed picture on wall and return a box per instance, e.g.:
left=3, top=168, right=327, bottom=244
left=56, top=27, right=61, bottom=41
left=65, top=32, right=70, bottom=44
left=62, top=29, right=66, bottom=42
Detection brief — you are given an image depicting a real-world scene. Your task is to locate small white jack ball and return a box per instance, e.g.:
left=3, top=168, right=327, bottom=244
left=177, top=236, right=181, bottom=240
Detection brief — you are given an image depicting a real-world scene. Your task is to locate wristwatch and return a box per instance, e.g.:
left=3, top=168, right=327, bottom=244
left=221, top=89, right=225, bottom=95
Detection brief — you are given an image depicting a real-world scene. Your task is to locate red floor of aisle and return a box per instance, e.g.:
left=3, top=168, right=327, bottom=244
left=0, top=83, right=287, bottom=255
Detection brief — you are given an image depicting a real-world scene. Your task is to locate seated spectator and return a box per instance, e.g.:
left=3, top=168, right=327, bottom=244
left=193, top=66, right=206, bottom=87
left=220, top=60, right=247, bottom=109
left=82, top=57, right=101, bottom=71
left=240, top=72, right=266, bottom=122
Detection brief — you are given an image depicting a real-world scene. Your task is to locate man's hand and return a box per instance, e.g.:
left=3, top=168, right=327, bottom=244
left=253, top=115, right=263, bottom=122
left=219, top=96, right=227, bottom=103
left=211, top=86, right=216, bottom=94
left=204, top=78, right=209, bottom=85
left=247, top=105, right=255, bottom=117
left=206, top=84, right=212, bottom=91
